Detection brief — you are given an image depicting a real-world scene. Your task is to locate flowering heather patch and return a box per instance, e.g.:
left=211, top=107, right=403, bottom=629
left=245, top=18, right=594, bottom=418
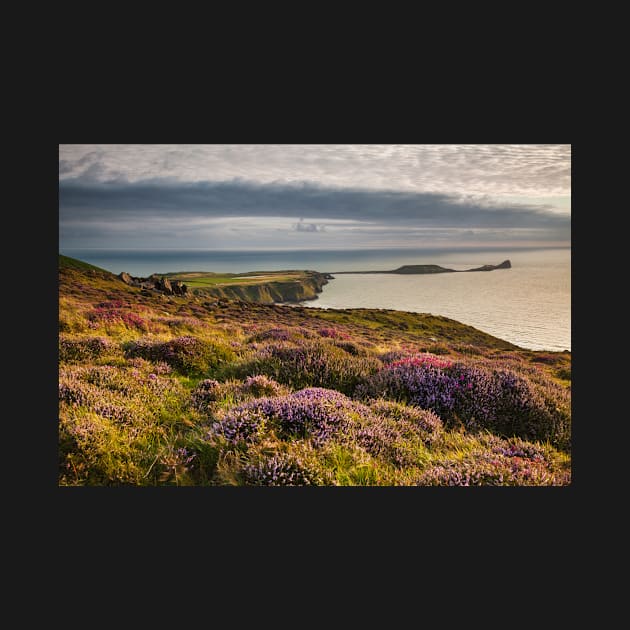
left=87, top=306, right=149, bottom=331
left=369, top=400, right=443, bottom=443
left=190, top=379, right=222, bottom=412
left=59, top=335, right=115, bottom=362
left=416, top=450, right=570, bottom=486
left=125, top=335, right=236, bottom=376
left=59, top=365, right=184, bottom=424
left=378, top=349, right=414, bottom=364
left=155, top=316, right=208, bottom=331
left=243, top=452, right=323, bottom=486
left=210, top=387, right=370, bottom=446
left=242, top=340, right=381, bottom=395
left=318, top=327, right=350, bottom=340
left=241, top=375, right=285, bottom=397
left=95, top=300, right=126, bottom=309
left=388, top=354, right=455, bottom=370
left=353, top=416, right=428, bottom=467
left=252, top=327, right=293, bottom=342
left=208, top=407, right=268, bottom=446
left=357, top=359, right=570, bottom=449
left=489, top=437, right=547, bottom=462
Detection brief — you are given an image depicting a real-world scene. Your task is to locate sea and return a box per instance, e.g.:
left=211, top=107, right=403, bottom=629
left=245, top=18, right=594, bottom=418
left=61, top=247, right=571, bottom=352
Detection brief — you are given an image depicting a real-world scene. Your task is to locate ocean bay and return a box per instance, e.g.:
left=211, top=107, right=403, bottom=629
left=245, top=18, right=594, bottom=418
left=62, top=247, right=570, bottom=351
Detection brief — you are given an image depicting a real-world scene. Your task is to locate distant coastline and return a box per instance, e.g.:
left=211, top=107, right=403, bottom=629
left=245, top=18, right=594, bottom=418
left=333, top=260, right=511, bottom=275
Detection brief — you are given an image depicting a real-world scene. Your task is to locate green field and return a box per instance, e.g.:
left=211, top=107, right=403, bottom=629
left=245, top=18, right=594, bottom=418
left=165, top=271, right=306, bottom=288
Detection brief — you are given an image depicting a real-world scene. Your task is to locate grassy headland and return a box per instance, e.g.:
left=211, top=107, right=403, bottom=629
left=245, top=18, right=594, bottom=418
left=59, top=255, right=571, bottom=486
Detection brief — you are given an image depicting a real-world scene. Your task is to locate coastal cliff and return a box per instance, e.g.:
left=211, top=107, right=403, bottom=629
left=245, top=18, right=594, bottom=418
left=189, top=272, right=330, bottom=303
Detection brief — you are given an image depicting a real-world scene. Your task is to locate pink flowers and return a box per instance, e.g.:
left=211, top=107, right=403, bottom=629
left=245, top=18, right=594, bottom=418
left=318, top=327, right=350, bottom=340
left=87, top=305, right=149, bottom=331
left=388, top=354, right=454, bottom=370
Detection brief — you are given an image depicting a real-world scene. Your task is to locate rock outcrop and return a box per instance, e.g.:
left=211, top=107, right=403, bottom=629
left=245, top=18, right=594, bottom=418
left=466, top=260, right=511, bottom=272
left=117, top=272, right=188, bottom=296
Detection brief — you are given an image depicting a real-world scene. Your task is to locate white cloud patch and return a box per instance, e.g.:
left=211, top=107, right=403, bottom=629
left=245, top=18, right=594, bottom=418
left=59, top=144, right=571, bottom=203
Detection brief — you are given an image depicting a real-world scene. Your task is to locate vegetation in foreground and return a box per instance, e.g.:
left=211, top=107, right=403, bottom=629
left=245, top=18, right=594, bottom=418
left=58, top=255, right=571, bottom=486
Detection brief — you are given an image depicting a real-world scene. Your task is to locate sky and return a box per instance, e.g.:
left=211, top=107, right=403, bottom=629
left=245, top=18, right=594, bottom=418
left=59, top=144, right=571, bottom=250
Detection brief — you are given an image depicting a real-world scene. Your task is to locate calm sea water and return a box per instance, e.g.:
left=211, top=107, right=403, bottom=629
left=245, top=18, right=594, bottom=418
left=61, top=247, right=571, bottom=352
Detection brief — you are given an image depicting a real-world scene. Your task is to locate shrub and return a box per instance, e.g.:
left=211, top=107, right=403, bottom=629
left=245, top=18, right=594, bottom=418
left=87, top=306, right=149, bottom=331
left=208, top=407, right=269, bottom=446
left=240, top=375, right=285, bottom=398
left=243, top=453, right=323, bottom=486
left=239, top=340, right=381, bottom=395
left=317, top=327, right=350, bottom=340
left=59, top=335, right=114, bottom=362
left=190, top=379, right=222, bottom=412
left=357, top=357, right=570, bottom=449
left=352, top=415, right=428, bottom=467
left=369, top=400, right=443, bottom=443
left=416, top=450, right=570, bottom=486
left=125, top=335, right=236, bottom=376
left=208, top=387, right=370, bottom=447
left=252, top=327, right=293, bottom=342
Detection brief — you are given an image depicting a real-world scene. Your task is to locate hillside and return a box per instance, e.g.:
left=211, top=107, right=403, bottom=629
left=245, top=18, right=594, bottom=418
left=59, top=255, right=571, bottom=486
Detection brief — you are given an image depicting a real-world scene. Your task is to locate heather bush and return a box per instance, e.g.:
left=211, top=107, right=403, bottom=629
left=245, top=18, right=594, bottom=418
left=416, top=449, right=570, bottom=486
left=59, top=365, right=191, bottom=485
left=208, top=407, right=269, bottom=446
left=60, top=365, right=185, bottom=423
left=191, top=376, right=286, bottom=414
left=243, top=452, right=324, bottom=486
left=124, top=335, right=236, bottom=376
left=317, top=327, right=350, bottom=340
left=238, top=340, right=381, bottom=395
left=369, top=400, right=443, bottom=444
left=240, top=375, right=285, bottom=397
left=357, top=356, right=570, bottom=449
left=87, top=305, right=149, bottom=331
left=378, top=349, right=414, bottom=364
left=208, top=387, right=370, bottom=447
left=190, top=379, right=222, bottom=412
left=352, top=415, right=430, bottom=467
left=59, top=335, right=115, bottom=362
left=251, top=327, right=294, bottom=342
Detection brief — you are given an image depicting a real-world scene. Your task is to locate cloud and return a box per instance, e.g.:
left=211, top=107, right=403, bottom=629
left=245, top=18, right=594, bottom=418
left=59, top=178, right=570, bottom=250
left=59, top=178, right=569, bottom=228
left=293, top=219, right=325, bottom=232
left=59, top=144, right=571, bottom=199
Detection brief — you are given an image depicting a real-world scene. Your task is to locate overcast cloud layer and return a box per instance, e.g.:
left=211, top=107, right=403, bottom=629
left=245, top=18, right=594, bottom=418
left=59, top=144, right=571, bottom=250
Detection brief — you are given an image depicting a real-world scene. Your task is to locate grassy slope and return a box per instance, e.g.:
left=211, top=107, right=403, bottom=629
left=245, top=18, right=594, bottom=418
left=59, top=254, right=112, bottom=274
left=58, top=255, right=571, bottom=486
